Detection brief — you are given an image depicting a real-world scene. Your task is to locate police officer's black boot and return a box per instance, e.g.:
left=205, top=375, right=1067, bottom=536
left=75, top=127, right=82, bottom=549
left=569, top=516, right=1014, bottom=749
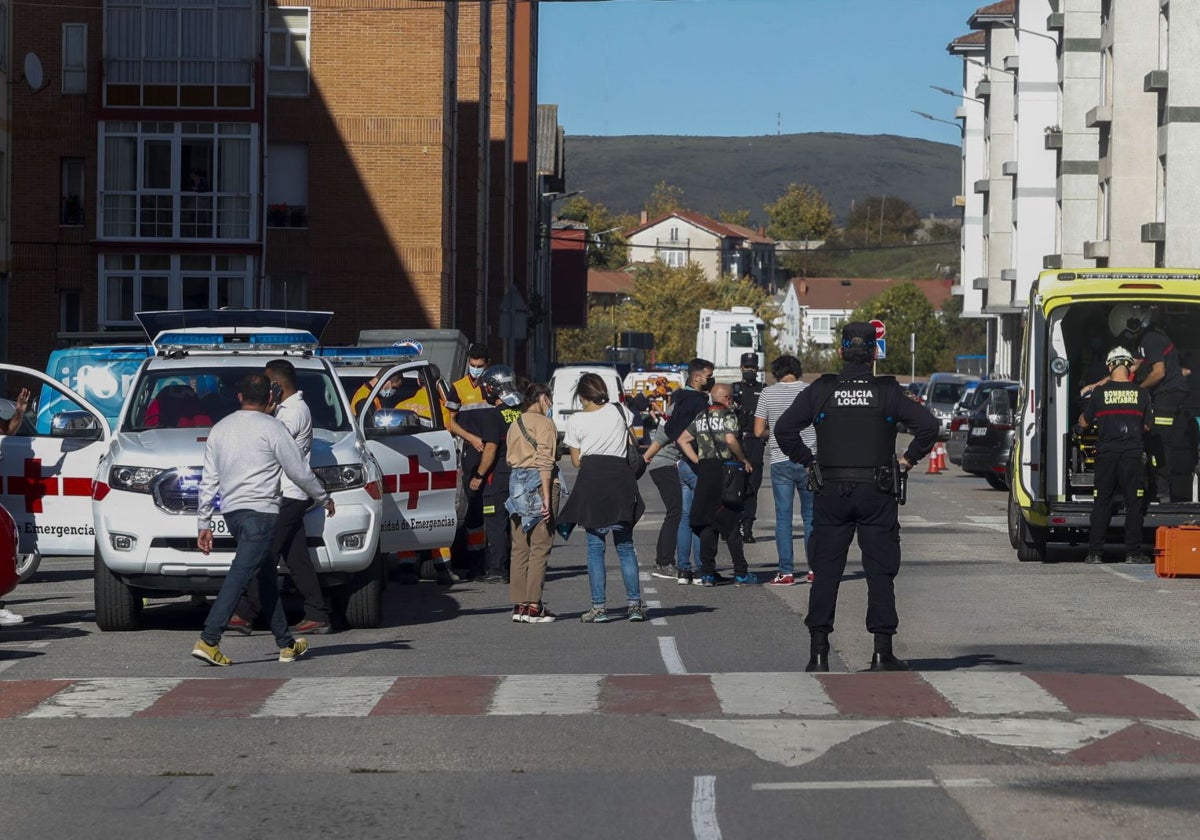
left=869, top=633, right=908, bottom=671
left=805, top=631, right=830, bottom=673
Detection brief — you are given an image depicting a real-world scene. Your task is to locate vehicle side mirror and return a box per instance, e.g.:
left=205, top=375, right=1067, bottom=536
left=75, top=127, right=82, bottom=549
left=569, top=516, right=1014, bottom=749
left=365, top=408, right=427, bottom=438
left=987, top=390, right=1013, bottom=423
left=51, top=410, right=102, bottom=440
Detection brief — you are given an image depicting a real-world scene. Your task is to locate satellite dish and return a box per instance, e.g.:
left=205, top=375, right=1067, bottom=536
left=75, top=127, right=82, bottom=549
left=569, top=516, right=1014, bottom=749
left=23, top=53, right=44, bottom=92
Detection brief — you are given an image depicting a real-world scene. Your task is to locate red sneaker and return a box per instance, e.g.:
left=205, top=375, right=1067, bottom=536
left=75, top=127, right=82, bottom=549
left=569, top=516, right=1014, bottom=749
left=767, top=573, right=796, bottom=586
left=806, top=571, right=814, bottom=584
left=290, top=618, right=332, bottom=635
left=226, top=615, right=253, bottom=636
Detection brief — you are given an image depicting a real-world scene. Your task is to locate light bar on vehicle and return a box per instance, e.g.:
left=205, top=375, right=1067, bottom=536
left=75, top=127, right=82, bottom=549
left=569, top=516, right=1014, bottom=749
left=316, top=346, right=422, bottom=362
left=152, top=329, right=320, bottom=353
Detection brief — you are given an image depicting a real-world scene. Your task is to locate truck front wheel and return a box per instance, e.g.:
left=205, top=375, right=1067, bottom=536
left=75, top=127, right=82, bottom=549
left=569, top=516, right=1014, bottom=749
left=93, top=551, right=141, bottom=631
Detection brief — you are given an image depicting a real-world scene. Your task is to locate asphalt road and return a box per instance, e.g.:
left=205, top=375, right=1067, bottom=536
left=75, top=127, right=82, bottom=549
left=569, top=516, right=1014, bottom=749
left=3, top=449, right=1200, bottom=839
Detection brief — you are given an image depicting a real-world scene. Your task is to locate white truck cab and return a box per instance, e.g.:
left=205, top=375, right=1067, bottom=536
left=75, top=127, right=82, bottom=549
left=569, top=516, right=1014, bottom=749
left=0, top=310, right=460, bottom=631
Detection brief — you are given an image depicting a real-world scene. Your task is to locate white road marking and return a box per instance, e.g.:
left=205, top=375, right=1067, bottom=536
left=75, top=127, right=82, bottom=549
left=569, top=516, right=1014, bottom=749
left=646, top=600, right=667, bottom=626
left=753, top=778, right=994, bottom=791
left=1128, top=675, right=1200, bottom=717
left=644, top=587, right=658, bottom=594
left=911, top=717, right=1128, bottom=752
left=680, top=720, right=886, bottom=767
left=1144, top=720, right=1200, bottom=739
left=0, top=660, right=22, bottom=675
left=25, top=678, right=181, bottom=718
left=710, top=673, right=838, bottom=717
left=658, top=636, right=687, bottom=674
left=253, top=677, right=393, bottom=718
left=488, top=674, right=601, bottom=715
left=692, top=775, right=723, bottom=840
left=1097, top=564, right=1147, bottom=584
left=921, top=672, right=1069, bottom=715
left=639, top=571, right=652, bottom=581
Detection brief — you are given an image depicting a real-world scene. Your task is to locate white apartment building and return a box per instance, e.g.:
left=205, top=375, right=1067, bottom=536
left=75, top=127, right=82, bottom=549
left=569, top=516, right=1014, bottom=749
left=1152, top=2, right=1200, bottom=266
left=948, top=31, right=988, bottom=324
left=624, top=210, right=776, bottom=287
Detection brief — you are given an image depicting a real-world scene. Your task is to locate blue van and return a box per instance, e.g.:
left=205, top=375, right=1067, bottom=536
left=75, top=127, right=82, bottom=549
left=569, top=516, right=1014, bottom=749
left=38, top=345, right=153, bottom=433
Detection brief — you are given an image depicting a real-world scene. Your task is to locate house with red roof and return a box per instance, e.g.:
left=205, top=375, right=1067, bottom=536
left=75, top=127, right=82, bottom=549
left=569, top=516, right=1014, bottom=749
left=623, top=210, right=778, bottom=289
left=779, top=276, right=955, bottom=354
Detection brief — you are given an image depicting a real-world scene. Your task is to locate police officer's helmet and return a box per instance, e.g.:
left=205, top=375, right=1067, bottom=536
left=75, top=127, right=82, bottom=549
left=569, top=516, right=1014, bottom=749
left=1107, top=303, right=1155, bottom=338
left=1105, top=346, right=1135, bottom=368
left=479, top=365, right=522, bottom=407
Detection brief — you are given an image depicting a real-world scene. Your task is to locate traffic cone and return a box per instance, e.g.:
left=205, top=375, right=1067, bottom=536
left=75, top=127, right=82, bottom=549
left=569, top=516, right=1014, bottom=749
left=926, top=447, right=942, bottom=474
left=936, top=443, right=948, bottom=473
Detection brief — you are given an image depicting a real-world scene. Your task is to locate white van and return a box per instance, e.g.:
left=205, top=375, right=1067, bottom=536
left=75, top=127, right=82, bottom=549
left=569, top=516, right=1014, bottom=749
left=549, top=364, right=624, bottom=446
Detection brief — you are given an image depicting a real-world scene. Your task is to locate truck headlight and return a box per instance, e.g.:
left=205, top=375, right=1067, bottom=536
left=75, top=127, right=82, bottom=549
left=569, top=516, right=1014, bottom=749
left=109, top=465, right=165, bottom=494
left=314, top=464, right=367, bottom=492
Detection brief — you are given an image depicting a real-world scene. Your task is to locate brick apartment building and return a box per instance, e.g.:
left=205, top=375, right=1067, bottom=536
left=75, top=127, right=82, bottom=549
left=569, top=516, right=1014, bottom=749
left=3, top=0, right=541, bottom=372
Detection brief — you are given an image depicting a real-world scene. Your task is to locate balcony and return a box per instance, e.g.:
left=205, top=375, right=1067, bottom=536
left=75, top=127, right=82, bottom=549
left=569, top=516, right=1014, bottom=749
left=104, top=60, right=256, bottom=110
left=1047, top=12, right=1065, bottom=30
left=1083, top=240, right=1111, bottom=259
left=1144, top=70, right=1169, bottom=93
left=1003, top=55, right=1020, bottom=72
left=1141, top=222, right=1166, bottom=243
left=975, top=80, right=992, bottom=98
left=972, top=277, right=988, bottom=291
left=974, top=179, right=991, bottom=194
left=1044, top=130, right=1063, bottom=150
left=1043, top=254, right=1063, bottom=270
left=1002, top=160, right=1018, bottom=176
left=1085, top=105, right=1113, bottom=127
left=99, top=191, right=255, bottom=242
left=1000, top=268, right=1018, bottom=282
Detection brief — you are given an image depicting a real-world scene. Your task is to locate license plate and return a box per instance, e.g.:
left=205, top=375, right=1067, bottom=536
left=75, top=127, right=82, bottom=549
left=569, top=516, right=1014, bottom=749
left=212, top=516, right=230, bottom=535
left=970, top=426, right=988, bottom=437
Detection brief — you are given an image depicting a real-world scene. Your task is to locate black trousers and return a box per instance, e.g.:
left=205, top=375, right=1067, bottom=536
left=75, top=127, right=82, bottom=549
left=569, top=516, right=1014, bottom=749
left=1149, top=390, right=1195, bottom=502
left=740, top=436, right=766, bottom=525
left=236, top=497, right=329, bottom=622
left=451, top=474, right=486, bottom=572
left=649, top=464, right=683, bottom=566
left=482, top=478, right=511, bottom=576
left=1088, top=450, right=1146, bottom=554
left=805, top=481, right=901, bottom=637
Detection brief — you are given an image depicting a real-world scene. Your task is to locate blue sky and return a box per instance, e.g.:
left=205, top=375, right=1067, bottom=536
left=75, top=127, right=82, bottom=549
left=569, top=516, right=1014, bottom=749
left=538, top=0, right=976, bottom=144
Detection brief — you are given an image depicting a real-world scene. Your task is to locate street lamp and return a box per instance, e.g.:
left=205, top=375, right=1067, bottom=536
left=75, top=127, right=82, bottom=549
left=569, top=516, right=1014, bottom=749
left=911, top=110, right=965, bottom=136
left=962, top=56, right=1016, bottom=77
left=930, top=84, right=984, bottom=104
left=993, top=20, right=1060, bottom=45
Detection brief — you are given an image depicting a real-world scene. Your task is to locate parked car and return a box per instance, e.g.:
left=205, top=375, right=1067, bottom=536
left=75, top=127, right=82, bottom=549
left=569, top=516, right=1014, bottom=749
left=962, top=385, right=1020, bottom=490
left=947, top=380, right=1017, bottom=466
left=0, top=502, right=18, bottom=601
left=549, top=364, right=624, bottom=451
left=921, top=372, right=972, bottom=439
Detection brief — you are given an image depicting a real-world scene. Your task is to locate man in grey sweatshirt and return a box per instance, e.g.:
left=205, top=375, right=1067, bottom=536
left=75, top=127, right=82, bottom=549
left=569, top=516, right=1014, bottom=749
left=192, top=374, right=335, bottom=666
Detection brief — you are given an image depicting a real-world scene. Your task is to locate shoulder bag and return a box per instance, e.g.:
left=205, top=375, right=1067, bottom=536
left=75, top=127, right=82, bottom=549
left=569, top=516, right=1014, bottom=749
left=703, top=409, right=748, bottom=506
left=612, top=403, right=647, bottom=479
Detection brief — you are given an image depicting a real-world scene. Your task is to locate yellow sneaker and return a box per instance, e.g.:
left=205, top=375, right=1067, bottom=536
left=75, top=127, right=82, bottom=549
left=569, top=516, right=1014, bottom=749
left=279, top=637, right=308, bottom=663
left=191, top=640, right=232, bottom=667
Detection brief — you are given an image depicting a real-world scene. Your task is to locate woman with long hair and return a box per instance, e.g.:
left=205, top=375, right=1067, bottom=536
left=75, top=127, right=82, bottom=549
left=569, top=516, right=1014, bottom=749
left=504, top=381, right=560, bottom=622
left=557, top=373, right=648, bottom=622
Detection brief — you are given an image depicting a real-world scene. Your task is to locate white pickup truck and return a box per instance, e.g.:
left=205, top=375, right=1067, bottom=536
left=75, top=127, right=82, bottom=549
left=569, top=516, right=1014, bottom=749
left=0, top=310, right=460, bottom=630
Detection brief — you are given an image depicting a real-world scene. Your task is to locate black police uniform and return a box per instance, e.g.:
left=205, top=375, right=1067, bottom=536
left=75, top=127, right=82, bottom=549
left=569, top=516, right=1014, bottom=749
left=774, top=348, right=938, bottom=670
left=1137, top=328, right=1194, bottom=502
left=730, top=352, right=765, bottom=540
left=1082, top=380, right=1151, bottom=559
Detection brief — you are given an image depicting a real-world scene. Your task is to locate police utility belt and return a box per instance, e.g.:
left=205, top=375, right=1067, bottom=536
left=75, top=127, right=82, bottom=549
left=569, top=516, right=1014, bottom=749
left=810, top=461, right=907, bottom=504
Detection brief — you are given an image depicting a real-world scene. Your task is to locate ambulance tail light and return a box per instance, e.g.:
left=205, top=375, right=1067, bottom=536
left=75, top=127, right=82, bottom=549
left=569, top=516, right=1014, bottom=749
left=314, top=463, right=367, bottom=492
left=109, top=465, right=166, bottom=494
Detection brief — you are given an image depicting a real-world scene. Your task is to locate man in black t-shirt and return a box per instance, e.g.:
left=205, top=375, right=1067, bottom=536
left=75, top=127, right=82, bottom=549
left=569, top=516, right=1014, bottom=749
left=1079, top=346, right=1153, bottom=565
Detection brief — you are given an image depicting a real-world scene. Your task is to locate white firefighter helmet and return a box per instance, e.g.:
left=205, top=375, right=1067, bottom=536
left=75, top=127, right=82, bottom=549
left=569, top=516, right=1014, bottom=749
left=1105, top=346, right=1135, bottom=368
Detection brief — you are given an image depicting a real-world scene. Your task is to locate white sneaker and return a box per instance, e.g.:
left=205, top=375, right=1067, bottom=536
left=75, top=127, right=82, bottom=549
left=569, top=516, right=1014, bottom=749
left=0, top=608, right=25, bottom=626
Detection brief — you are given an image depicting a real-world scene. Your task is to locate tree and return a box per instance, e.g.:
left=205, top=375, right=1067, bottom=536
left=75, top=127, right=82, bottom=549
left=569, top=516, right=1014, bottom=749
left=764, top=183, right=835, bottom=242
left=849, top=282, right=946, bottom=376
left=557, top=195, right=635, bottom=269
left=557, top=302, right=629, bottom=363
left=934, top=294, right=988, bottom=372
left=718, top=208, right=752, bottom=227
left=623, top=261, right=713, bottom=363
left=645, top=180, right=685, bottom=219
left=840, top=195, right=921, bottom=246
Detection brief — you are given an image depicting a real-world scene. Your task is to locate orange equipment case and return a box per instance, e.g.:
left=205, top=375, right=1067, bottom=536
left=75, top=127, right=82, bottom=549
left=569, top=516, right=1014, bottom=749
left=1154, top=525, right=1200, bottom=578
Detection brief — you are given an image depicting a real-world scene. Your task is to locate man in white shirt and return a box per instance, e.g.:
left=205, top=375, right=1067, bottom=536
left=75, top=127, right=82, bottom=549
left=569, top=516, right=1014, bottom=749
left=228, top=359, right=333, bottom=636
left=754, top=355, right=817, bottom=586
left=192, top=374, right=334, bottom=666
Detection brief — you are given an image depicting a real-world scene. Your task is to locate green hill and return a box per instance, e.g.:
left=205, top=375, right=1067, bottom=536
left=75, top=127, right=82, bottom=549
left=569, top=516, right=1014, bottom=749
left=563, top=133, right=959, bottom=224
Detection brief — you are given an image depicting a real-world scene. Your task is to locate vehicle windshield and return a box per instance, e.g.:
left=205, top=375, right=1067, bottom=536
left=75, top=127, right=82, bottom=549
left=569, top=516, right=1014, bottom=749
left=730, top=325, right=755, bottom=348
left=123, top=367, right=351, bottom=432
left=929, top=382, right=966, bottom=403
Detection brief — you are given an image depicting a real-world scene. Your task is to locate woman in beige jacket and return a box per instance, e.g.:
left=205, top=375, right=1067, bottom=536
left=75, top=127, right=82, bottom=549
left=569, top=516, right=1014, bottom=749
left=504, top=382, right=560, bottom=622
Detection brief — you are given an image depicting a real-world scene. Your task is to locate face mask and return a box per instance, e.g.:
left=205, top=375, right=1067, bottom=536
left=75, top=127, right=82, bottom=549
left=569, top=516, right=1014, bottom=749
left=742, top=370, right=757, bottom=384
left=702, top=375, right=715, bottom=392
left=468, top=365, right=486, bottom=378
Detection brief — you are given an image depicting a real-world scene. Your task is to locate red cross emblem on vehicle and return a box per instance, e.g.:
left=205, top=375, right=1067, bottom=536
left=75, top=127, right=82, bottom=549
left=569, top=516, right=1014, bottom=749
left=4, top=458, right=91, bottom=514
left=382, top=455, right=458, bottom=511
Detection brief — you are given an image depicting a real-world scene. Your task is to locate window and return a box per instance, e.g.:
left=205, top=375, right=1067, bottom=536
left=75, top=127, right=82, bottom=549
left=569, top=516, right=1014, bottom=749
left=660, top=250, right=687, bottom=268
left=268, top=7, right=310, bottom=95
left=669, top=226, right=679, bottom=242
left=63, top=23, right=87, bottom=93
left=61, top=158, right=85, bottom=226
left=99, top=254, right=253, bottom=325
left=104, top=0, right=255, bottom=108
left=60, top=290, right=83, bottom=333
left=1098, top=180, right=1110, bottom=241
left=0, top=4, right=8, bottom=72
left=266, top=144, right=308, bottom=227
left=266, top=273, right=307, bottom=308
left=99, top=121, right=256, bottom=241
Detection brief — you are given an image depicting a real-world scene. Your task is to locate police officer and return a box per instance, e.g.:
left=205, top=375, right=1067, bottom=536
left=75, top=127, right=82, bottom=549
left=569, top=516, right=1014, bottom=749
left=730, top=352, right=766, bottom=542
left=774, top=322, right=939, bottom=672
left=1078, top=346, right=1152, bottom=565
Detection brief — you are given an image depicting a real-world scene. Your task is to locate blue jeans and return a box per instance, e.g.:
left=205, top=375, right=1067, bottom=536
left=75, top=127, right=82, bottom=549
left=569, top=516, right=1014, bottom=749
left=201, top=509, right=294, bottom=648
left=675, top=460, right=701, bottom=571
left=770, top=460, right=814, bottom=575
left=585, top=528, right=641, bottom=605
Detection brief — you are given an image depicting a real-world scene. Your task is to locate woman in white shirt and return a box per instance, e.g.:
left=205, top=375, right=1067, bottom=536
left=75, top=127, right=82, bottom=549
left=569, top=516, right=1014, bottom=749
left=557, top=373, right=647, bottom=623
